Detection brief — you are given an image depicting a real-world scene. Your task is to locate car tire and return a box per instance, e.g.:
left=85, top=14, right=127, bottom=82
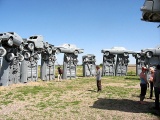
left=74, top=50, right=78, bottom=55
left=0, top=47, right=6, bottom=57
left=47, top=47, right=52, bottom=54
left=28, top=43, right=35, bottom=51
left=5, top=52, right=15, bottom=62
left=24, top=51, right=31, bottom=60
left=146, top=51, right=153, bottom=58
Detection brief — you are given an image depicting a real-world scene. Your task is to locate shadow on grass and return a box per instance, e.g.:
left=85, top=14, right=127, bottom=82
left=88, top=90, right=97, bottom=92
left=90, top=98, right=160, bottom=117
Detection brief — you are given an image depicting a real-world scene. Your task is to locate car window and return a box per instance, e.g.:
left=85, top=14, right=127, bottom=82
left=30, top=36, right=37, bottom=39
left=8, top=32, right=14, bottom=35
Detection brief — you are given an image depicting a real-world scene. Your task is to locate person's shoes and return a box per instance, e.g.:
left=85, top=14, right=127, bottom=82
left=97, top=90, right=101, bottom=92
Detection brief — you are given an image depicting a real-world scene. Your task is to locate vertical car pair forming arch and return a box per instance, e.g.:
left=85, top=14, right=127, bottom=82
left=101, top=47, right=135, bottom=76
left=54, top=44, right=84, bottom=79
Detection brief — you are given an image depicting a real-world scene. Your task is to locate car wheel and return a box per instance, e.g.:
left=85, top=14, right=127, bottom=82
left=7, top=37, right=13, bottom=46
left=56, top=48, right=61, bottom=54
left=146, top=51, right=153, bottom=58
left=74, top=50, right=78, bottom=55
left=0, top=47, right=6, bottom=57
left=5, top=52, right=15, bottom=62
left=24, top=51, right=31, bottom=60
left=19, top=43, right=24, bottom=51
left=28, top=43, right=35, bottom=51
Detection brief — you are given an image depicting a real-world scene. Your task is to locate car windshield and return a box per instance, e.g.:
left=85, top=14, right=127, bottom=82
left=29, top=36, right=37, bottom=39
left=8, top=32, right=14, bottom=35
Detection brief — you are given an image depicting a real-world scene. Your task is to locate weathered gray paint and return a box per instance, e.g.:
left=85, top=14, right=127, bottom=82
left=141, top=0, right=160, bottom=22
left=0, top=48, right=23, bottom=86
left=82, top=54, right=96, bottom=77
left=40, top=45, right=56, bottom=81
left=62, top=53, right=78, bottom=79
left=102, top=54, right=115, bottom=76
left=115, top=54, right=129, bottom=76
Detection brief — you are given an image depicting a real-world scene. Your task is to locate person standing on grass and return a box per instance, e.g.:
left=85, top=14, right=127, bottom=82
left=57, top=66, right=63, bottom=81
left=139, top=66, right=149, bottom=104
left=96, top=65, right=102, bottom=92
left=149, top=67, right=154, bottom=99
left=153, top=64, right=160, bottom=110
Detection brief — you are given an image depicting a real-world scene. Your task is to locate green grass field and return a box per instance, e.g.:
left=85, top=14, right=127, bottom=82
left=0, top=65, right=159, bottom=120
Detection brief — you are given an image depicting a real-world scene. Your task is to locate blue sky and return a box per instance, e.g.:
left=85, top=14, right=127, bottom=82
left=0, top=0, right=160, bottom=65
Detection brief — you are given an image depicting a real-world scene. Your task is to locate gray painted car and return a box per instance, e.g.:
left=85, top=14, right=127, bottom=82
left=26, top=35, right=44, bottom=51
left=141, top=0, right=160, bottom=22
left=0, top=32, right=24, bottom=50
left=54, top=44, right=84, bottom=55
left=141, top=46, right=160, bottom=58
left=101, top=47, right=135, bottom=57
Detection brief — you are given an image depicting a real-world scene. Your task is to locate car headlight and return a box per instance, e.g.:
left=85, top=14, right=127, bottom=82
left=47, top=47, right=52, bottom=54
left=124, top=52, right=129, bottom=57
left=73, top=59, right=78, bottom=65
left=44, top=42, right=49, bottom=48
left=24, top=52, right=31, bottom=59
left=103, top=56, right=106, bottom=61
left=30, top=57, right=34, bottom=62
left=0, top=47, right=6, bottom=57
left=136, top=53, right=141, bottom=59
left=5, top=53, right=15, bottom=62
left=52, top=56, right=57, bottom=61
left=34, top=54, right=39, bottom=60
left=84, top=58, right=88, bottom=62
left=28, top=43, right=34, bottom=51
left=18, top=54, right=24, bottom=62
left=56, top=48, right=61, bottom=54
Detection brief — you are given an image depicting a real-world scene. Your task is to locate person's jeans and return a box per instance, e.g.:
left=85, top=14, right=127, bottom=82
left=97, top=80, right=102, bottom=91
left=154, top=87, right=160, bottom=108
left=150, top=82, right=153, bottom=98
left=140, top=83, right=147, bottom=101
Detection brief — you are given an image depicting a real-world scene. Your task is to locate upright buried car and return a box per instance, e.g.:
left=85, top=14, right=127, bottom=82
left=54, top=43, right=84, bottom=55
left=0, top=32, right=24, bottom=51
